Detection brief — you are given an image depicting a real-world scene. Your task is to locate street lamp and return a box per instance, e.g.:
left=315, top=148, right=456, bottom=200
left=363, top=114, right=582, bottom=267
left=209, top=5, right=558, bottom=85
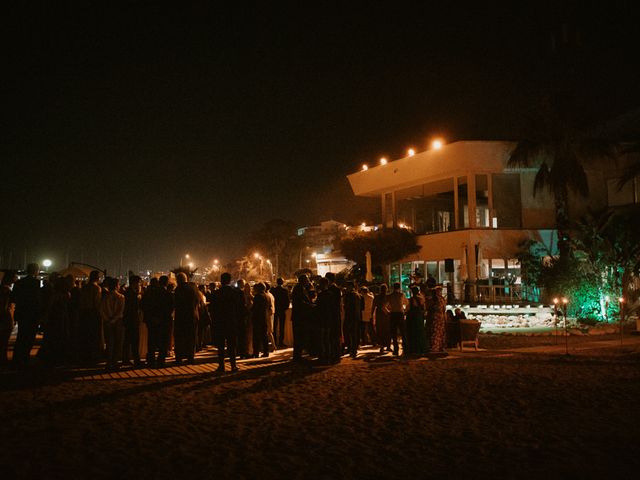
left=42, top=259, right=52, bottom=272
left=619, top=297, right=625, bottom=346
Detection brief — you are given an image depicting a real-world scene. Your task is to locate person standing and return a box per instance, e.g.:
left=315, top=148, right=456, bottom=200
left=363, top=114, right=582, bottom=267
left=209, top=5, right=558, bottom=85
left=325, top=272, right=342, bottom=363
left=77, top=270, right=103, bottom=364
left=264, top=282, right=277, bottom=352
left=235, top=279, right=252, bottom=359
left=342, top=282, right=361, bottom=359
left=387, top=282, right=408, bottom=356
left=250, top=282, right=270, bottom=358
left=142, top=276, right=174, bottom=367
left=0, top=272, right=17, bottom=367
left=315, top=277, right=332, bottom=364
left=210, top=272, right=242, bottom=372
left=291, top=274, right=313, bottom=362
left=406, top=286, right=427, bottom=355
left=40, top=275, right=72, bottom=366
left=272, top=277, right=290, bottom=348
left=11, top=263, right=42, bottom=367
left=123, top=275, right=143, bottom=367
left=372, top=284, right=391, bottom=354
left=101, top=277, right=125, bottom=370
left=173, top=273, right=200, bottom=364
left=427, top=286, right=447, bottom=353
left=359, top=286, right=375, bottom=346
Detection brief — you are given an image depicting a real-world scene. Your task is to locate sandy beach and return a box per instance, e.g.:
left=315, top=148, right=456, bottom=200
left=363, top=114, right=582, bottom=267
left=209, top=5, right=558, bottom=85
left=2, top=334, right=640, bottom=479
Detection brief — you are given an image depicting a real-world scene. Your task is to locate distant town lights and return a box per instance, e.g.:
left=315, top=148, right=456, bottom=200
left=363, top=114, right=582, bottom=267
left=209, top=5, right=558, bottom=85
left=407, top=148, right=416, bottom=156
left=379, top=157, right=388, bottom=165
left=431, top=139, right=444, bottom=149
left=362, top=164, right=369, bottom=171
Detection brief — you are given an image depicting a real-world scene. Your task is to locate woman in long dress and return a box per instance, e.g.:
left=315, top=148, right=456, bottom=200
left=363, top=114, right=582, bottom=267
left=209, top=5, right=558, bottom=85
left=406, top=286, right=427, bottom=355
left=427, top=286, right=447, bottom=352
left=372, top=284, right=391, bottom=353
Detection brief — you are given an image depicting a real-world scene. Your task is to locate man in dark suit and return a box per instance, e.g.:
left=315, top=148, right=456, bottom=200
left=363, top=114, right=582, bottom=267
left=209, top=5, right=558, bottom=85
left=271, top=277, right=290, bottom=348
left=11, top=263, right=42, bottom=367
left=210, top=272, right=243, bottom=372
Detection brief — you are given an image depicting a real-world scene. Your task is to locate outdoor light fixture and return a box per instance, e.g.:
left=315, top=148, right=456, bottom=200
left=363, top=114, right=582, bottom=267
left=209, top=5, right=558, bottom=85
left=379, top=157, right=387, bottom=165
left=254, top=253, right=261, bottom=259
left=553, top=298, right=559, bottom=343
left=42, top=259, right=52, bottom=268
left=362, top=164, right=368, bottom=171
left=407, top=148, right=415, bottom=156
left=431, top=139, right=444, bottom=149
left=562, top=297, right=569, bottom=355
left=619, top=297, right=625, bottom=345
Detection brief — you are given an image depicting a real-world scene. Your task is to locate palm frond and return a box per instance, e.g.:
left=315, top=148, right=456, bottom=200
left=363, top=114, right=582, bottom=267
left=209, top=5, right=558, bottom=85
left=617, top=159, right=640, bottom=190
left=508, top=140, right=546, bottom=168
left=532, top=163, right=550, bottom=196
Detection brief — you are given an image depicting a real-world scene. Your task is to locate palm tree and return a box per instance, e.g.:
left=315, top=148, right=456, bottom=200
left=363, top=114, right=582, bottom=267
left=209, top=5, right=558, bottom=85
left=617, top=142, right=640, bottom=190
left=508, top=95, right=617, bottom=261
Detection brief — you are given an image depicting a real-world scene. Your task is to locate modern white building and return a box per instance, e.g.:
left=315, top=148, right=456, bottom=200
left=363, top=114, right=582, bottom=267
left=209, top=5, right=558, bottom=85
left=347, top=140, right=636, bottom=302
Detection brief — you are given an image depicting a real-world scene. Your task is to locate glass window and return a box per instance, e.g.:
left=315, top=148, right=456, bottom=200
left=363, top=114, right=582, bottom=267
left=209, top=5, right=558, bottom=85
left=401, top=262, right=413, bottom=294
left=390, top=264, right=400, bottom=287
left=492, top=173, right=522, bottom=228
left=475, top=174, right=490, bottom=227
left=457, top=176, right=468, bottom=228
left=395, top=178, right=456, bottom=234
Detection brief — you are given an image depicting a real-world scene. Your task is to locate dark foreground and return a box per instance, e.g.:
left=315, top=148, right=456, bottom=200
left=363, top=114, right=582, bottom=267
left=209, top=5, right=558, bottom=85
left=1, top=335, right=640, bottom=479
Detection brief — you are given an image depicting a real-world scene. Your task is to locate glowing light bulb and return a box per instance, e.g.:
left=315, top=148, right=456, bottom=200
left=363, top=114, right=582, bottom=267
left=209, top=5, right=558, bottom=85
left=380, top=157, right=387, bottom=165
left=362, top=164, right=369, bottom=171
left=407, top=148, right=415, bottom=156
left=431, top=139, right=444, bottom=150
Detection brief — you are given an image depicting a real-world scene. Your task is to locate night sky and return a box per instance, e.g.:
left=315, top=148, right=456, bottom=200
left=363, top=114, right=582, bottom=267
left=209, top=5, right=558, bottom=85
left=4, top=1, right=639, bottom=273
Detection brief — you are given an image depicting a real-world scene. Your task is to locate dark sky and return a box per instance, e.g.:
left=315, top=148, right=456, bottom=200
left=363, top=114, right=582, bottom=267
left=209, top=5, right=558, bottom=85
left=4, top=1, right=639, bottom=273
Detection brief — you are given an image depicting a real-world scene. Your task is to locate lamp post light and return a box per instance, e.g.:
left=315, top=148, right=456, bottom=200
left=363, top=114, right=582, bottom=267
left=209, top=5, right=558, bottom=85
left=42, top=259, right=52, bottom=272
left=553, top=298, right=559, bottom=344
left=562, top=297, right=569, bottom=355
left=619, top=297, right=625, bottom=346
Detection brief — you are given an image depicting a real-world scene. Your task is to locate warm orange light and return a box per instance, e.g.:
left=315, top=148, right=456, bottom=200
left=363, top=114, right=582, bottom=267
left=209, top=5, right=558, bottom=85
left=619, top=297, right=625, bottom=303
left=431, top=139, right=444, bottom=149
left=379, top=157, right=387, bottom=165
left=254, top=252, right=261, bottom=259
left=407, top=148, right=415, bottom=156
left=553, top=298, right=559, bottom=304
left=362, top=164, right=368, bottom=171
left=562, top=297, right=568, bottom=304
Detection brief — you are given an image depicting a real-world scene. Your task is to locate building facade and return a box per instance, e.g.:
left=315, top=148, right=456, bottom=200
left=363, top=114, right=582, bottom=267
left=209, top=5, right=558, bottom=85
left=347, top=140, right=636, bottom=302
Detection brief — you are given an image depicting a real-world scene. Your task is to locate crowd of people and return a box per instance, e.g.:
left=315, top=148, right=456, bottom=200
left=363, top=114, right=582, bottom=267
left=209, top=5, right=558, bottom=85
left=0, top=263, right=466, bottom=372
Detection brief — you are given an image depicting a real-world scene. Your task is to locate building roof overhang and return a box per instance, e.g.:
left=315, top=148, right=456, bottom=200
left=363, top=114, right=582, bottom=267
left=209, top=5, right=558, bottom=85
left=347, top=141, right=516, bottom=197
